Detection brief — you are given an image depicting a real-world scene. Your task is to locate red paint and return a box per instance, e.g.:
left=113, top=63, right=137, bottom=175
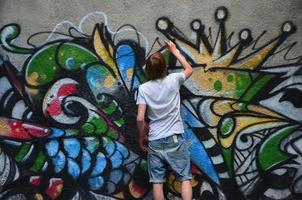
left=191, top=165, right=202, bottom=175
left=46, top=98, right=62, bottom=116
left=3, top=118, right=51, bottom=139
left=45, top=178, right=63, bottom=200
left=57, top=84, right=77, bottom=97
left=129, top=180, right=148, bottom=198
left=30, top=176, right=42, bottom=186
left=45, top=84, right=77, bottom=117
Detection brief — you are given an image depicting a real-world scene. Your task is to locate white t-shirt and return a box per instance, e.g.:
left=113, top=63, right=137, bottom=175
left=136, top=72, right=186, bottom=141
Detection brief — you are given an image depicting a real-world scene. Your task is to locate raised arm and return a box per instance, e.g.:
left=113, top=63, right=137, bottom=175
left=166, top=40, right=193, bottom=79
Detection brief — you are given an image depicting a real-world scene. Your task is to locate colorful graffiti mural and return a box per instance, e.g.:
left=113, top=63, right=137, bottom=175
left=0, top=7, right=301, bottom=200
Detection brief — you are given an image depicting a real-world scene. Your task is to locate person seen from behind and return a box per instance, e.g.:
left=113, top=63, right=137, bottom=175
left=136, top=40, right=193, bottom=200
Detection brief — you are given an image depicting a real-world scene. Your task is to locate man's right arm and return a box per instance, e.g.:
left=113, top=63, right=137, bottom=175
left=166, top=40, right=193, bottom=79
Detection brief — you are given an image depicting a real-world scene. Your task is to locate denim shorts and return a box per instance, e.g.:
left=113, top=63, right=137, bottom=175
left=147, top=134, right=192, bottom=183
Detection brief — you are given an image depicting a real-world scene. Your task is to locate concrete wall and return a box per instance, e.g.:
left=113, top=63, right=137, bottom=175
left=0, top=0, right=301, bottom=199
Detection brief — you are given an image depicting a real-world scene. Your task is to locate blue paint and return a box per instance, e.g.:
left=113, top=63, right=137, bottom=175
left=116, top=45, right=135, bottom=83
left=91, top=152, right=106, bottom=176
left=66, top=57, right=75, bottom=69
left=116, top=141, right=129, bottom=158
left=109, top=169, right=123, bottom=184
left=52, top=151, right=66, bottom=173
left=67, top=158, right=80, bottom=179
left=88, top=176, right=104, bottom=190
left=45, top=139, right=59, bottom=157
left=132, top=76, right=141, bottom=88
left=107, top=182, right=116, bottom=194
left=180, top=105, right=203, bottom=128
left=110, top=150, right=123, bottom=169
left=49, top=128, right=65, bottom=138
left=87, top=66, right=102, bottom=88
left=184, top=124, right=220, bottom=185
left=102, top=137, right=115, bottom=156
left=86, top=64, right=116, bottom=95
left=81, top=149, right=91, bottom=173
left=84, top=137, right=99, bottom=153
left=123, top=172, right=131, bottom=185
left=63, top=138, right=80, bottom=158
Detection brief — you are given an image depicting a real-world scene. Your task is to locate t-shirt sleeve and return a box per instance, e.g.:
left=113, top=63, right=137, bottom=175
left=172, top=72, right=186, bottom=88
left=136, top=86, right=147, bottom=105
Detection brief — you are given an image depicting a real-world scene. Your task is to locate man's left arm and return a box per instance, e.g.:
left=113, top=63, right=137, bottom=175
left=137, top=104, right=148, bottom=153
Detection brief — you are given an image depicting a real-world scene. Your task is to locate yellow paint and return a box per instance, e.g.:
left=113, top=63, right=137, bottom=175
left=26, top=87, right=39, bottom=96
left=212, top=100, right=234, bottom=116
left=247, top=104, right=285, bottom=119
left=127, top=68, right=133, bottom=79
left=191, top=70, right=238, bottom=98
left=209, top=128, right=218, bottom=142
left=95, top=82, right=101, bottom=89
left=40, top=73, right=47, bottom=80
left=56, top=183, right=63, bottom=195
left=109, top=44, right=114, bottom=56
left=219, top=116, right=288, bottom=148
left=213, top=45, right=239, bottom=67
left=34, top=193, right=43, bottom=200
left=27, top=72, right=39, bottom=86
left=103, top=75, right=116, bottom=88
left=128, top=180, right=144, bottom=199
left=167, top=173, right=181, bottom=193
left=113, top=192, right=124, bottom=199
left=93, top=26, right=119, bottom=76
left=167, top=173, right=199, bottom=194
left=231, top=40, right=279, bottom=69
left=191, top=175, right=198, bottom=187
left=0, top=118, right=11, bottom=135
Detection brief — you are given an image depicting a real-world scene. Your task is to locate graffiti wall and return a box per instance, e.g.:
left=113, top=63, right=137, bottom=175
left=0, top=2, right=301, bottom=200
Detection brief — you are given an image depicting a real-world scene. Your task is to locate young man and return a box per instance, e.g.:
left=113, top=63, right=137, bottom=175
left=136, top=40, right=193, bottom=200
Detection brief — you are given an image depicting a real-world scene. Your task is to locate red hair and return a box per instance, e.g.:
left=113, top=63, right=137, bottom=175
left=145, top=52, right=167, bottom=80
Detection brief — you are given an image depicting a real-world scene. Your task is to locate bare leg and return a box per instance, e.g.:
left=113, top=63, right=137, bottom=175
left=181, top=180, right=192, bottom=200
left=153, top=183, right=165, bottom=200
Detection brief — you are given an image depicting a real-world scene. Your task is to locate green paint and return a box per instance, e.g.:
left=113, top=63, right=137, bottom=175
left=30, top=151, right=46, bottom=172
left=227, top=75, right=233, bottom=82
left=234, top=73, right=251, bottom=99
left=221, top=148, right=233, bottom=177
left=219, top=117, right=234, bottom=137
left=214, top=80, right=222, bottom=91
left=103, top=102, right=117, bottom=114
left=15, top=143, right=31, bottom=162
left=67, top=129, right=80, bottom=135
left=57, top=43, right=98, bottom=71
left=237, top=102, right=248, bottom=111
left=107, top=129, right=118, bottom=139
left=26, top=44, right=59, bottom=86
left=92, top=117, right=107, bottom=134
left=259, top=126, right=296, bottom=171
left=114, top=117, right=125, bottom=127
left=140, top=160, right=148, bottom=172
left=241, top=75, right=272, bottom=101
left=82, top=123, right=95, bottom=134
